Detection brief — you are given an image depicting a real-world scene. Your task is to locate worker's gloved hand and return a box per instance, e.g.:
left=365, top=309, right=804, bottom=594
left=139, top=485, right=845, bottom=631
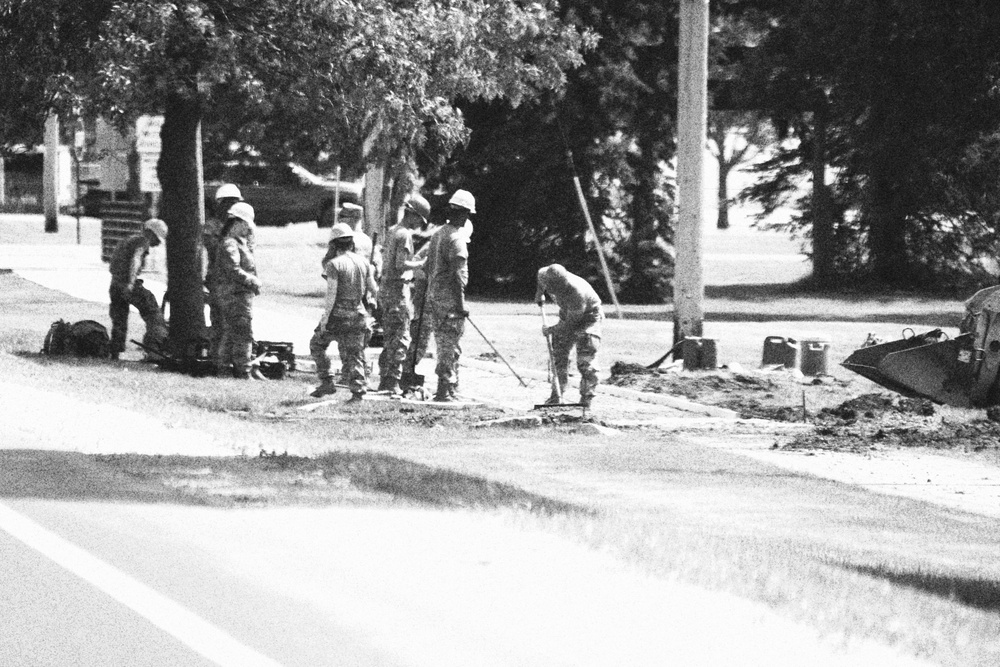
left=542, top=325, right=554, bottom=337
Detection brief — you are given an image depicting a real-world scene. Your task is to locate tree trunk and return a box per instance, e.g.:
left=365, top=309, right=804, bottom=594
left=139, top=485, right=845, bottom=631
left=811, top=106, right=836, bottom=286
left=716, top=162, right=731, bottom=230
left=157, top=92, right=206, bottom=359
left=867, top=181, right=909, bottom=285
left=43, top=114, right=60, bottom=233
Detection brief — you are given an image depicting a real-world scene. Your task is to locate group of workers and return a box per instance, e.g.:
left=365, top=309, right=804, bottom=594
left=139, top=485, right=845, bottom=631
left=108, top=183, right=605, bottom=407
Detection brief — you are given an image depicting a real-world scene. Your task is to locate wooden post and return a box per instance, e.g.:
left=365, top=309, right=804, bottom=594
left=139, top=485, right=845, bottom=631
left=43, top=114, right=60, bottom=233
left=674, top=0, right=709, bottom=344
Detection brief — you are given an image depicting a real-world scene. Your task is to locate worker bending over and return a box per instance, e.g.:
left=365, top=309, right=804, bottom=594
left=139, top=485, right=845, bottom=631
left=535, top=264, right=604, bottom=407
left=107, top=218, right=169, bottom=360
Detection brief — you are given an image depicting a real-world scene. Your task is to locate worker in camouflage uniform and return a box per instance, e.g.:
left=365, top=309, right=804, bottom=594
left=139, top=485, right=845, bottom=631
left=535, top=263, right=604, bottom=407
left=376, top=193, right=430, bottom=394
left=107, top=218, right=169, bottom=360
left=424, top=189, right=474, bottom=402
left=215, top=202, right=265, bottom=380
left=310, top=223, right=378, bottom=401
left=204, top=183, right=242, bottom=366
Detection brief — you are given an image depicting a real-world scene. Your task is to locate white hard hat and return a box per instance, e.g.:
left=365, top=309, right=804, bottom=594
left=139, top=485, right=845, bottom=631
left=214, top=183, right=242, bottom=201
left=143, top=218, right=168, bottom=241
left=227, top=201, right=255, bottom=224
left=340, top=202, right=363, bottom=216
left=447, top=189, right=476, bottom=214
left=329, top=222, right=355, bottom=241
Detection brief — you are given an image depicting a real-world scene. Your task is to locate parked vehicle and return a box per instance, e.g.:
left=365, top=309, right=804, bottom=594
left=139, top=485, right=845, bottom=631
left=205, top=162, right=363, bottom=226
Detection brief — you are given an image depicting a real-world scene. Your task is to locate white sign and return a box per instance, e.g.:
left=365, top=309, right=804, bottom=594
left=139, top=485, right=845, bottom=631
left=136, top=115, right=163, bottom=192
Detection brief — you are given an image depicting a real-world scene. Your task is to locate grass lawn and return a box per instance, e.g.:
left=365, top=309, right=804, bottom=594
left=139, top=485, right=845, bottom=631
left=2, top=214, right=998, bottom=664
left=1, top=283, right=999, bottom=664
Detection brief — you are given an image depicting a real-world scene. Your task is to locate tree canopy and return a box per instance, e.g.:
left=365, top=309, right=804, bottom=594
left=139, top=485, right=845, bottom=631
left=734, top=0, right=1000, bottom=289
left=0, top=0, right=593, bottom=356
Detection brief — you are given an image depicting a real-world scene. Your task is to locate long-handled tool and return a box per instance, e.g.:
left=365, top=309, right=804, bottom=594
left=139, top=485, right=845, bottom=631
left=646, top=340, right=685, bottom=370
left=401, top=282, right=428, bottom=390
left=466, top=314, right=529, bottom=387
left=542, top=303, right=562, bottom=402
left=532, top=303, right=587, bottom=410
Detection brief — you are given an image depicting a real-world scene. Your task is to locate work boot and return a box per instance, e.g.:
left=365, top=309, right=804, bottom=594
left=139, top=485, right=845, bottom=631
left=232, top=366, right=251, bottom=379
left=347, top=392, right=364, bottom=403
left=381, top=377, right=402, bottom=396
left=249, top=367, right=269, bottom=381
left=580, top=394, right=593, bottom=408
left=543, top=393, right=561, bottom=406
left=310, top=379, right=337, bottom=398
left=434, top=381, right=457, bottom=403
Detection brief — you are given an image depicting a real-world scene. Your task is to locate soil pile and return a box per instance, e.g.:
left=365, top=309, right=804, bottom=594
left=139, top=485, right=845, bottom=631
left=607, top=362, right=1000, bottom=456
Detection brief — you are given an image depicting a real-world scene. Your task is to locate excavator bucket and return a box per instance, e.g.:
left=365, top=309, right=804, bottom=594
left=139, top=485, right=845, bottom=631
left=843, top=323, right=1000, bottom=408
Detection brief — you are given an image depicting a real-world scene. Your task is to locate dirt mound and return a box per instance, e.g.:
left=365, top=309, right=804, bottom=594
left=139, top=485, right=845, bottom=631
left=819, top=393, right=936, bottom=421
left=608, top=362, right=807, bottom=420
left=781, top=393, right=1000, bottom=453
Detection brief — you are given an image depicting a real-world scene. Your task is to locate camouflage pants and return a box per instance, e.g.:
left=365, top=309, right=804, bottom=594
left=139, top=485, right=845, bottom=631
left=377, top=284, right=412, bottom=382
left=405, top=280, right=432, bottom=377
left=430, top=305, right=465, bottom=392
left=311, top=311, right=371, bottom=394
left=218, top=291, right=254, bottom=374
left=109, top=281, right=167, bottom=355
left=551, top=330, right=601, bottom=401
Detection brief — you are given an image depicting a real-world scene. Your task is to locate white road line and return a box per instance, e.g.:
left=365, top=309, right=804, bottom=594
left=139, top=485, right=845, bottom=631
left=0, top=502, right=283, bottom=667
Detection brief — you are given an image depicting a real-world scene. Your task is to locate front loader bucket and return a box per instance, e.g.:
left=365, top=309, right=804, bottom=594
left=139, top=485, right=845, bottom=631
left=842, top=330, right=988, bottom=408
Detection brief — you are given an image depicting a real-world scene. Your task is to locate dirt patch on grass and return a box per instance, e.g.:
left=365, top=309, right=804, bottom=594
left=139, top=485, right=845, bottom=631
left=607, top=361, right=843, bottom=421
left=606, top=362, right=1000, bottom=458
left=784, top=393, right=1000, bottom=454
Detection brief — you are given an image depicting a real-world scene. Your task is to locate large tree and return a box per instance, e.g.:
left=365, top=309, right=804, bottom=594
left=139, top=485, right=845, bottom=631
left=1, top=0, right=591, bottom=359
left=430, top=0, right=681, bottom=302
left=738, top=0, right=1000, bottom=289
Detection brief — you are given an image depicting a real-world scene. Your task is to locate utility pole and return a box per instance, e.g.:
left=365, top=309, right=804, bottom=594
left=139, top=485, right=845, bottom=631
left=43, top=114, right=60, bottom=233
left=673, top=0, right=709, bottom=345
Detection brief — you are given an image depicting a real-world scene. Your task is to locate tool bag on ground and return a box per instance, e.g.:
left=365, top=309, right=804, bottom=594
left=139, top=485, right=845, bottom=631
left=43, top=319, right=111, bottom=358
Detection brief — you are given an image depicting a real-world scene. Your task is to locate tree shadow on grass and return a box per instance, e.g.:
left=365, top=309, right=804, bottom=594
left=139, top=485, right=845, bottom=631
left=840, top=562, right=1000, bottom=612
left=0, top=449, right=587, bottom=517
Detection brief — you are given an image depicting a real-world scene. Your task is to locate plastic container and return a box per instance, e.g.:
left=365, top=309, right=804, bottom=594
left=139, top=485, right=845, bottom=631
left=761, top=336, right=800, bottom=369
left=682, top=337, right=719, bottom=370
left=800, top=338, right=831, bottom=376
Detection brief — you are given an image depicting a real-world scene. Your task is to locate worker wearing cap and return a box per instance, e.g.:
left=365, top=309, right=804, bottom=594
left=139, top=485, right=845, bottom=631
left=310, top=222, right=378, bottom=401
left=322, top=202, right=380, bottom=269
left=216, top=202, right=265, bottom=379
left=376, top=194, right=430, bottom=394
left=535, top=263, right=604, bottom=407
left=423, top=189, right=475, bottom=402
left=108, top=218, right=169, bottom=360
left=205, top=183, right=242, bottom=365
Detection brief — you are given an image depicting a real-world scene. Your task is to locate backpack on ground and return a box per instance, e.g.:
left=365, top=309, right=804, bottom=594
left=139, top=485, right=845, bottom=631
left=42, top=319, right=111, bottom=359
left=67, top=320, right=111, bottom=358
left=42, top=319, right=73, bottom=355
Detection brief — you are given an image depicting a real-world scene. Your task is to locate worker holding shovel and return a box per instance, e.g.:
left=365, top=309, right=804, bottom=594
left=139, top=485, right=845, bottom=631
left=535, top=264, right=604, bottom=408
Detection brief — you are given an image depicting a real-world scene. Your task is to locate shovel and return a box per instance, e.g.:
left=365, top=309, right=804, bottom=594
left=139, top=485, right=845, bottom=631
left=400, top=281, right=427, bottom=390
